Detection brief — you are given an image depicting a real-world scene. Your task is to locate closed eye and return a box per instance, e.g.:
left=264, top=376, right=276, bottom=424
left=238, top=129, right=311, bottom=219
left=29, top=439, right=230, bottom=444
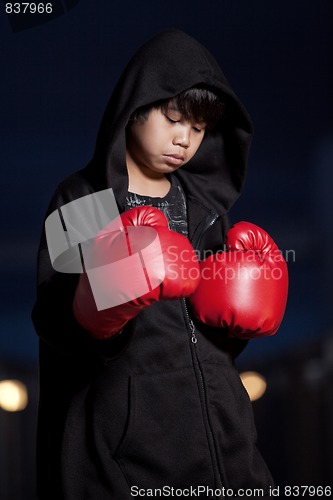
left=164, top=113, right=206, bottom=133
left=164, top=115, right=179, bottom=124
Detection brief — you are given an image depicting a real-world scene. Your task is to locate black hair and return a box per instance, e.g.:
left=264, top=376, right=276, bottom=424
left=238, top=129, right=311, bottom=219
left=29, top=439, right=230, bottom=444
left=129, top=86, right=226, bottom=130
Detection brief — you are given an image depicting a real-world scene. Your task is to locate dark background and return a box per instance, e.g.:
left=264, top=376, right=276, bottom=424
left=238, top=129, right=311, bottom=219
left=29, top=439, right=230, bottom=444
left=1, top=0, right=333, bottom=498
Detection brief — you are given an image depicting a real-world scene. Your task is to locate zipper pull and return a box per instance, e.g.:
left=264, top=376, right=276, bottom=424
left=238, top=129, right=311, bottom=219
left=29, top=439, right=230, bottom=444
left=183, top=299, right=198, bottom=344
left=189, top=319, right=198, bottom=344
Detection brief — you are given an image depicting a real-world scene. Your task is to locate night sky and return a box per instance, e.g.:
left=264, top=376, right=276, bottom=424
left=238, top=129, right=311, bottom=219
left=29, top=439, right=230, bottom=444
left=1, top=0, right=333, bottom=367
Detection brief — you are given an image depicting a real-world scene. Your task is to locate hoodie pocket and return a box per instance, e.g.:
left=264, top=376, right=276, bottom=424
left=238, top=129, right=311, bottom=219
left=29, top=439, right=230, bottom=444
left=114, top=366, right=215, bottom=488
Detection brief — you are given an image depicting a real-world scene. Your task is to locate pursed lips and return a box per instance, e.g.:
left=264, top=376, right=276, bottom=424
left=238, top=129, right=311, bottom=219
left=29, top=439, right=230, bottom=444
left=163, top=153, right=185, bottom=165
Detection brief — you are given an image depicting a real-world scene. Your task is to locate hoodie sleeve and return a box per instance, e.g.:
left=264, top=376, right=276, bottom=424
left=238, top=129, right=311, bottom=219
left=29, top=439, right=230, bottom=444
left=31, top=180, right=91, bottom=355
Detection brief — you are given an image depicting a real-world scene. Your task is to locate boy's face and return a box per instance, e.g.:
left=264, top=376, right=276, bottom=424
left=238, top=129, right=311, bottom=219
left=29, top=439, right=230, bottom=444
left=126, top=104, right=206, bottom=175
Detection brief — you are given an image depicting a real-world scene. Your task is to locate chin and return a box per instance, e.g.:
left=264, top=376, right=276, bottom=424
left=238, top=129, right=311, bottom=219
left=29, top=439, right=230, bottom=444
left=150, top=164, right=178, bottom=174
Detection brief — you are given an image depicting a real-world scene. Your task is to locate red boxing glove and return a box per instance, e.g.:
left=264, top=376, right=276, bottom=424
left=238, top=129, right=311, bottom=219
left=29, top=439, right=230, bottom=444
left=190, top=221, right=289, bottom=339
left=73, top=206, right=200, bottom=339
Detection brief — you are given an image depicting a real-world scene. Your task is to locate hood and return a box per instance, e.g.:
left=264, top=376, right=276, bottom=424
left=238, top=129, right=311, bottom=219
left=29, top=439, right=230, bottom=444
left=88, top=29, right=253, bottom=215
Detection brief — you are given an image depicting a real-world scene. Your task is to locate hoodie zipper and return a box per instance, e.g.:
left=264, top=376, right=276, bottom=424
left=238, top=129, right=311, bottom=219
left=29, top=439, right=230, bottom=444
left=182, top=212, right=224, bottom=499
left=182, top=211, right=226, bottom=497
left=183, top=212, right=224, bottom=499
left=191, top=211, right=219, bottom=254
left=183, top=299, right=225, bottom=497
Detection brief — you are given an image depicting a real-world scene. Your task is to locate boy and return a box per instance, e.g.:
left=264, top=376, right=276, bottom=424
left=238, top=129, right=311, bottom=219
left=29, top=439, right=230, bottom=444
left=32, top=29, right=287, bottom=499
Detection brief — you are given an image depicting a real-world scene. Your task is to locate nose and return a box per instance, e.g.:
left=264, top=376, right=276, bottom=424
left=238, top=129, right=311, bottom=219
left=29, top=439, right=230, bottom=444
left=173, top=126, right=191, bottom=149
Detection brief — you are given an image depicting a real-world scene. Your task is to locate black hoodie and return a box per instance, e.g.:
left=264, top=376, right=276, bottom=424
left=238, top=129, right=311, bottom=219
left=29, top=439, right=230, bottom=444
left=32, top=30, right=274, bottom=499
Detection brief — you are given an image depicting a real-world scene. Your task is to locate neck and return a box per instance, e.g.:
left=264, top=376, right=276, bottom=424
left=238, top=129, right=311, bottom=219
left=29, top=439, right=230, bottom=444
left=126, top=153, right=171, bottom=197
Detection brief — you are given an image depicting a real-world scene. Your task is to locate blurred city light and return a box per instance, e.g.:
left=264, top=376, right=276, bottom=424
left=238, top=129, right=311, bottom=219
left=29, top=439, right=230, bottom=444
left=0, top=379, right=28, bottom=412
left=240, top=371, right=267, bottom=401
